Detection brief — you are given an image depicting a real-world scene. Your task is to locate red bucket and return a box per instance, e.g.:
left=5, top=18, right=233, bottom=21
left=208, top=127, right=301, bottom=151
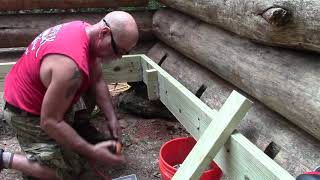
left=159, top=137, right=223, bottom=180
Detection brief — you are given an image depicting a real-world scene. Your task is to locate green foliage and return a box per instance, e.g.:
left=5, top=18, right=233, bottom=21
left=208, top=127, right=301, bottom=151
left=120, top=0, right=165, bottom=11
left=148, top=0, right=165, bottom=9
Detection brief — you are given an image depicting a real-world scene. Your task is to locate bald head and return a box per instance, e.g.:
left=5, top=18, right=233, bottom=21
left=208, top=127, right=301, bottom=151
left=103, top=11, right=139, bottom=52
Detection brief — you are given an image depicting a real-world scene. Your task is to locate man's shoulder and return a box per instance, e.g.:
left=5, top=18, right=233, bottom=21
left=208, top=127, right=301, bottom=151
left=62, top=21, right=90, bottom=31
left=42, top=54, right=79, bottom=71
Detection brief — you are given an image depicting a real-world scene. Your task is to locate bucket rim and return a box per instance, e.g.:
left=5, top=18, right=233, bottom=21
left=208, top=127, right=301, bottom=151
left=159, top=137, right=195, bottom=172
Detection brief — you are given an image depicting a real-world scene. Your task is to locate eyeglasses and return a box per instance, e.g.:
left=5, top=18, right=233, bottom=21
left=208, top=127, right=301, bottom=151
left=103, top=19, right=129, bottom=55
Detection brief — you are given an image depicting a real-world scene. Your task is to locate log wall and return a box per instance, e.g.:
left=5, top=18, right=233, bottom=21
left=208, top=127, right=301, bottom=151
left=153, top=9, right=320, bottom=141
left=0, top=11, right=154, bottom=48
left=0, top=11, right=155, bottom=48
left=160, top=0, right=320, bottom=53
left=0, top=0, right=148, bottom=11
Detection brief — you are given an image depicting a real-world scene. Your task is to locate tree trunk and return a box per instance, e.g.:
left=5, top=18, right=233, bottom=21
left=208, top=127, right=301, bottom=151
left=153, top=9, right=320, bottom=141
left=0, top=0, right=148, bottom=10
left=159, top=0, right=320, bottom=53
left=147, top=42, right=320, bottom=176
left=0, top=11, right=155, bottom=48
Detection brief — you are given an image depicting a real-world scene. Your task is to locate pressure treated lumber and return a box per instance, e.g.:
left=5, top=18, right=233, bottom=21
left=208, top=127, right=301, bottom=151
left=0, top=11, right=155, bottom=48
left=147, top=43, right=320, bottom=176
left=153, top=9, right=320, bottom=141
left=139, top=55, right=293, bottom=180
left=141, top=55, right=219, bottom=139
left=173, top=91, right=252, bottom=180
left=159, top=0, right=320, bottom=53
left=102, top=56, right=142, bottom=83
left=0, top=0, right=148, bottom=11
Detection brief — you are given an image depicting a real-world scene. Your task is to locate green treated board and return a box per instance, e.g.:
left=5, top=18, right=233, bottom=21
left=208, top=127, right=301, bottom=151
left=145, top=69, right=159, bottom=100
left=102, top=55, right=142, bottom=83
left=140, top=55, right=294, bottom=179
left=214, top=132, right=295, bottom=180
left=141, top=56, right=160, bottom=100
left=0, top=55, right=143, bottom=91
left=141, top=55, right=217, bottom=139
left=172, top=91, right=252, bottom=180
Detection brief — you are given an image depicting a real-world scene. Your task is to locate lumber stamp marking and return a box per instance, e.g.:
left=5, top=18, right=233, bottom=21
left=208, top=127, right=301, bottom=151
left=172, top=91, right=252, bottom=180
left=102, top=55, right=142, bottom=83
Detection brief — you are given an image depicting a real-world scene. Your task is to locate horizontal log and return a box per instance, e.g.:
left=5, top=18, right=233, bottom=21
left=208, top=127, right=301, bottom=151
left=159, top=0, right=320, bottom=53
left=153, top=9, right=320, bottom=141
left=147, top=42, right=320, bottom=176
left=0, top=41, right=157, bottom=63
left=0, top=11, right=155, bottom=48
left=0, top=0, right=148, bottom=11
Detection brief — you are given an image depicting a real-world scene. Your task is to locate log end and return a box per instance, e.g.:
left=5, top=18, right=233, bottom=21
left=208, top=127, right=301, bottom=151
left=262, top=7, right=292, bottom=27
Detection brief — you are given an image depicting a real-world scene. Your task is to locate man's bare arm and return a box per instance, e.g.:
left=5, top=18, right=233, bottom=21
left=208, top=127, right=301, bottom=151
left=40, top=55, right=94, bottom=156
left=39, top=55, right=124, bottom=165
left=91, top=59, right=120, bottom=139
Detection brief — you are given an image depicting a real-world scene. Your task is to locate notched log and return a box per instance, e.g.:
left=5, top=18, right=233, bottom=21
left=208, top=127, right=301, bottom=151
left=153, top=9, right=320, bottom=141
left=159, top=0, right=320, bottom=52
left=261, top=7, right=292, bottom=27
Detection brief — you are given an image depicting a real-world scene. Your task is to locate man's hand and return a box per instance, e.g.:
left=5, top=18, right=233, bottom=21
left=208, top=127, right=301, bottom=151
left=108, top=118, right=121, bottom=140
left=92, top=141, right=125, bottom=166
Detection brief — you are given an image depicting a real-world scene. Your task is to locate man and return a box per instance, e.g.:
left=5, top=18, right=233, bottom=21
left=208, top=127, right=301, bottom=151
left=0, top=11, right=139, bottom=180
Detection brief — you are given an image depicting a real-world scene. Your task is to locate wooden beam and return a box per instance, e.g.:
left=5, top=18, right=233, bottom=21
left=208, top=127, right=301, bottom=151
left=141, top=55, right=159, bottom=100
left=0, top=11, right=155, bottom=48
left=214, top=132, right=295, bottom=180
left=141, top=54, right=218, bottom=139
left=0, top=55, right=143, bottom=91
left=172, top=91, right=252, bottom=180
left=140, top=55, right=294, bottom=179
left=0, top=0, right=148, bottom=11
left=153, top=9, right=320, bottom=141
left=145, top=69, right=159, bottom=100
left=158, top=0, right=320, bottom=53
left=102, top=55, right=142, bottom=83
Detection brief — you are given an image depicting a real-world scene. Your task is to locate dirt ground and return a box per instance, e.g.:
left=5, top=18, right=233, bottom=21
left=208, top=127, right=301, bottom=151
left=0, top=97, right=190, bottom=180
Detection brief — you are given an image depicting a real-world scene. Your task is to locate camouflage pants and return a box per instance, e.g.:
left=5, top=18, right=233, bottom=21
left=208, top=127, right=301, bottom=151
left=2, top=96, right=100, bottom=180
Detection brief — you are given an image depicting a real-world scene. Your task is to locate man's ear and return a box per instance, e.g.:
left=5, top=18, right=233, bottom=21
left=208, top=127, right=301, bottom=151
left=99, top=27, right=110, bottom=39
left=102, top=26, right=111, bottom=36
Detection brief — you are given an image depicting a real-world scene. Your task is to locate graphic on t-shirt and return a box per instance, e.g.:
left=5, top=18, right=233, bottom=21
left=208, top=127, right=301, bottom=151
left=25, top=24, right=63, bottom=57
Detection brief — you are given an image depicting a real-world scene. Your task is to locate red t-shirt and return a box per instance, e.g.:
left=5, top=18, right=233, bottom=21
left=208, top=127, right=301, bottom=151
left=4, top=21, right=91, bottom=115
